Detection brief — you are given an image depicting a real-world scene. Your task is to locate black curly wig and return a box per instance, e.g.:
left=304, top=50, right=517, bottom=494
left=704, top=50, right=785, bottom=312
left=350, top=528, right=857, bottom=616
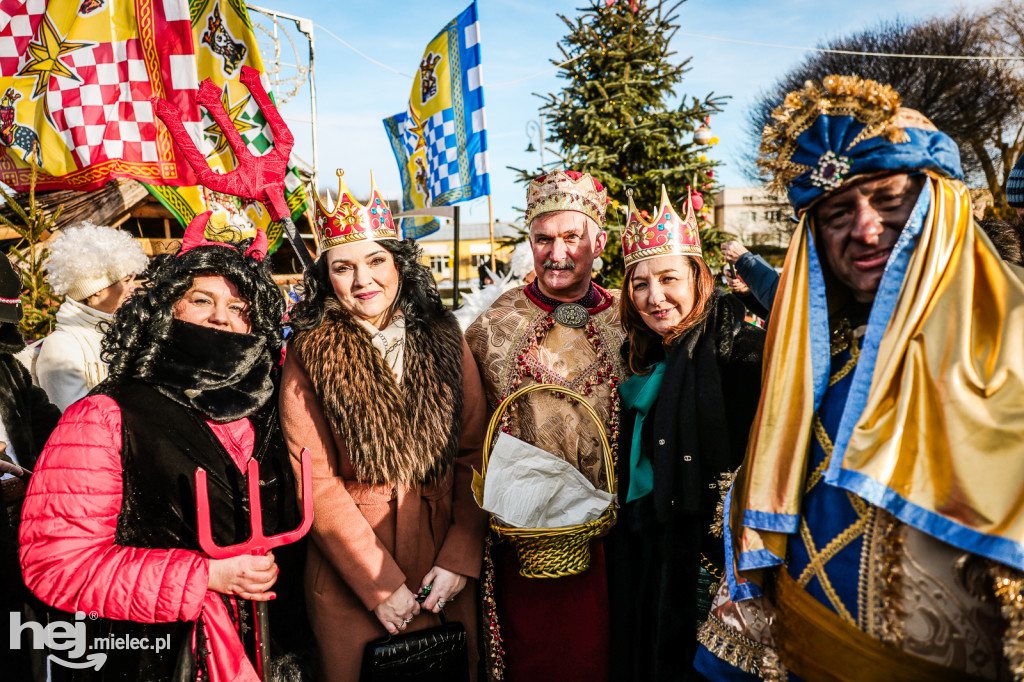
left=101, top=240, right=286, bottom=380
left=288, top=238, right=445, bottom=332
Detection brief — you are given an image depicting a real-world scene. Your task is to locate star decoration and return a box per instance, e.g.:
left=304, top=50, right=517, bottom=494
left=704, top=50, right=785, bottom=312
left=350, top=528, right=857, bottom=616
left=404, top=104, right=426, bottom=153
left=18, top=14, right=91, bottom=100
left=203, top=87, right=259, bottom=158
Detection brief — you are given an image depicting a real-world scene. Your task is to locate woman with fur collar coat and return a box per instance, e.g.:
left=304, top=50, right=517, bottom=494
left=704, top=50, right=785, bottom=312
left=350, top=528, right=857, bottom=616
left=282, top=185, right=488, bottom=682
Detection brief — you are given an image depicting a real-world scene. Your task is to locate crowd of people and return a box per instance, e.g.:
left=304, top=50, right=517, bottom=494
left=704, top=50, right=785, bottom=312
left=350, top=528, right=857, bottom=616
left=5, top=72, right=1024, bottom=682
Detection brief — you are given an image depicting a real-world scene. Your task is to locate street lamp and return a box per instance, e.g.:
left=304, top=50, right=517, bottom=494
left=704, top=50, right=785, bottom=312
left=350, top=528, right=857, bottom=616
left=525, top=119, right=545, bottom=169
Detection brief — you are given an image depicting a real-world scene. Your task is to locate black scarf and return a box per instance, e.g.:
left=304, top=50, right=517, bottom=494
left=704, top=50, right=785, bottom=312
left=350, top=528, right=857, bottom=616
left=137, top=319, right=275, bottom=422
left=650, top=290, right=744, bottom=520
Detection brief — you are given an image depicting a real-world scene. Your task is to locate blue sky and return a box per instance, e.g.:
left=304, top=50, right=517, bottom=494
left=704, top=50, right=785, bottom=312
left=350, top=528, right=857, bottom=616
left=251, top=0, right=994, bottom=225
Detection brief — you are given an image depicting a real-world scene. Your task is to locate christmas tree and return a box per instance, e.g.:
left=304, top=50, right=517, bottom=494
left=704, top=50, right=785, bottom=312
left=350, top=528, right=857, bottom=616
left=0, top=171, right=60, bottom=340
left=519, top=0, right=728, bottom=286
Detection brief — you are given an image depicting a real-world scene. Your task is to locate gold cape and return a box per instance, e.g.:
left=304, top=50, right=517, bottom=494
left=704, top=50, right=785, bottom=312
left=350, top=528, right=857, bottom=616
left=729, top=174, right=1024, bottom=591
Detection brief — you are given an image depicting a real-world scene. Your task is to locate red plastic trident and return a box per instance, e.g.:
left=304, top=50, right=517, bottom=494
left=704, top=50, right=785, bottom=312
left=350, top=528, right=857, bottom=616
left=154, top=65, right=314, bottom=269
left=195, top=447, right=314, bottom=680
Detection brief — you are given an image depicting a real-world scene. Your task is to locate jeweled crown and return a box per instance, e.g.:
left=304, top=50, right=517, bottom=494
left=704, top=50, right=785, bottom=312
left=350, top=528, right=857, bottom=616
left=621, top=185, right=702, bottom=268
left=758, top=75, right=909, bottom=201
left=309, top=170, right=399, bottom=256
left=525, top=170, right=607, bottom=227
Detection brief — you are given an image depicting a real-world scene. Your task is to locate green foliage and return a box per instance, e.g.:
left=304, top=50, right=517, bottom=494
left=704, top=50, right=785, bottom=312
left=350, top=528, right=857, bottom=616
left=512, top=0, right=730, bottom=288
left=0, top=172, right=62, bottom=340
left=497, top=223, right=530, bottom=252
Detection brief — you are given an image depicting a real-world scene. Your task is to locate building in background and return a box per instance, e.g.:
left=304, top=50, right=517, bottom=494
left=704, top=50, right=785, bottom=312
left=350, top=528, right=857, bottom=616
left=417, top=220, right=520, bottom=291
left=308, top=189, right=519, bottom=292
left=713, top=187, right=794, bottom=248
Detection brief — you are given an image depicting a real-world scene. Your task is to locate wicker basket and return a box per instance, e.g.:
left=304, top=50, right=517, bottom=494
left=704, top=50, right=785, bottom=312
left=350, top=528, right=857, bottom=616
left=480, top=384, right=617, bottom=579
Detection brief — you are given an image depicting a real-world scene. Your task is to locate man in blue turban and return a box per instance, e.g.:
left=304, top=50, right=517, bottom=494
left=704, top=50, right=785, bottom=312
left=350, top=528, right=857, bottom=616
left=696, top=75, right=1024, bottom=681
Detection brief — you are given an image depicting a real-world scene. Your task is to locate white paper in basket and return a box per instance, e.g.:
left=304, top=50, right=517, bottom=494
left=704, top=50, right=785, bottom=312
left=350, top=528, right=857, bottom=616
left=481, top=432, right=614, bottom=529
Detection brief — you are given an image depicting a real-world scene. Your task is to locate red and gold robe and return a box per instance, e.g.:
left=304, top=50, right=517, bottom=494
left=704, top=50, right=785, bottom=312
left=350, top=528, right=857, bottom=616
left=466, top=284, right=627, bottom=681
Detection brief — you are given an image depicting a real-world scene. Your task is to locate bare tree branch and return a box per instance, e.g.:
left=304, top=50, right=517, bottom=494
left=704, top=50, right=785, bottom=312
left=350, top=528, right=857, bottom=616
left=745, top=15, right=1024, bottom=209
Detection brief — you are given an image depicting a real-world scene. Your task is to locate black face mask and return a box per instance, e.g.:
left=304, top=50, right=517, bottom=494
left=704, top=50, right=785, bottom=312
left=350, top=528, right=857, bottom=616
left=136, top=318, right=275, bottom=422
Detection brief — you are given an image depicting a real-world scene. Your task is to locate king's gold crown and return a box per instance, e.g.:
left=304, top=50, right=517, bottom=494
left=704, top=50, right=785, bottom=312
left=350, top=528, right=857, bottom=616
left=621, top=185, right=702, bottom=268
left=308, top=169, right=399, bottom=256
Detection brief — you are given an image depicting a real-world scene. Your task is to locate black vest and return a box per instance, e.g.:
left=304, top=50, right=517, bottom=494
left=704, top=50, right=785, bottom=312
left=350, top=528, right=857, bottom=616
left=50, top=380, right=303, bottom=682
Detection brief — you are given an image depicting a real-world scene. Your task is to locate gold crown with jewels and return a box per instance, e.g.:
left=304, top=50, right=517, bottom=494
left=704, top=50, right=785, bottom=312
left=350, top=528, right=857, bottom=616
left=621, top=185, right=702, bottom=268
left=308, top=169, right=399, bottom=256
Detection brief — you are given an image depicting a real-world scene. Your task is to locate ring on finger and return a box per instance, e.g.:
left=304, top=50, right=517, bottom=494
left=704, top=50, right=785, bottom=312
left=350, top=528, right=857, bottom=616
left=437, top=598, right=447, bottom=609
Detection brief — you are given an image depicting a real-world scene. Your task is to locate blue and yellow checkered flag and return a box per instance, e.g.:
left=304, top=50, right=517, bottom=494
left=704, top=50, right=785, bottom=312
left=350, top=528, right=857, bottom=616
left=383, top=1, right=489, bottom=239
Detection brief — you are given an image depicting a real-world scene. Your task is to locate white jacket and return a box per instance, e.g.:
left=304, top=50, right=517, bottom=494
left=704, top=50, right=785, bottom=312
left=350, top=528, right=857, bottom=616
left=35, top=298, right=112, bottom=411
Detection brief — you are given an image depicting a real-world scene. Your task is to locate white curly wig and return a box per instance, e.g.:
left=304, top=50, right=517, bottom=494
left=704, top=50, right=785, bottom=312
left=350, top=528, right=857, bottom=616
left=44, top=222, right=149, bottom=300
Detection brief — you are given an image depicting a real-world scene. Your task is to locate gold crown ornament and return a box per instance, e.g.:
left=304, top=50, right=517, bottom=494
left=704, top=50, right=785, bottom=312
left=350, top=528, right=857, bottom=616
left=757, top=75, right=908, bottom=200
left=754, top=75, right=963, bottom=212
left=621, top=185, right=703, bottom=268
left=308, top=169, right=399, bottom=256
left=524, top=170, right=607, bottom=227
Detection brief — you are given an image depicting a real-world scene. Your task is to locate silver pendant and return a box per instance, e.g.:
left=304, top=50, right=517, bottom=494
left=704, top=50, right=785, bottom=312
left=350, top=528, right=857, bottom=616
left=553, top=302, right=589, bottom=328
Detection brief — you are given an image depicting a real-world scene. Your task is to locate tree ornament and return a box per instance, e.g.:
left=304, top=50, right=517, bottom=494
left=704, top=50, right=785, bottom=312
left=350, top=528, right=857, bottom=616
left=690, top=190, right=704, bottom=211
left=693, top=124, right=712, bottom=145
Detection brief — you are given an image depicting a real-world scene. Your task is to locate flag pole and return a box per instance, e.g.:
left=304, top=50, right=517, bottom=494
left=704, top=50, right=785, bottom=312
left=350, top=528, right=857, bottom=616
left=452, top=205, right=461, bottom=310
left=487, top=194, right=495, bottom=270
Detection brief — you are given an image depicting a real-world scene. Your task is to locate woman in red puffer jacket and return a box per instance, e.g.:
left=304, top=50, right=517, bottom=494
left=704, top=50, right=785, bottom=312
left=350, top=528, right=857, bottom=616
left=19, top=219, right=309, bottom=682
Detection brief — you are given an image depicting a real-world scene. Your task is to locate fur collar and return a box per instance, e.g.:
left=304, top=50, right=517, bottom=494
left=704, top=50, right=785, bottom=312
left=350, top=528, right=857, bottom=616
left=292, top=299, right=464, bottom=486
left=0, top=323, right=24, bottom=355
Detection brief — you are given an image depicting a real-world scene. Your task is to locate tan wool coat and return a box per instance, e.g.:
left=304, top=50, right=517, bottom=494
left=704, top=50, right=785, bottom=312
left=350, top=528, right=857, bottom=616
left=280, top=339, right=488, bottom=682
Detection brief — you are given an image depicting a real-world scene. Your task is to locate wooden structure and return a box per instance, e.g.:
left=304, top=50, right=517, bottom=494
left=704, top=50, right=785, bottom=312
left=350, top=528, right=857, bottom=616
left=0, top=178, right=311, bottom=277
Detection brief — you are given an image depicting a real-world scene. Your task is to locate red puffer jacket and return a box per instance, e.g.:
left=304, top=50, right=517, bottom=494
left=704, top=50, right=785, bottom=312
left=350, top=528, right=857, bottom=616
left=20, top=394, right=261, bottom=681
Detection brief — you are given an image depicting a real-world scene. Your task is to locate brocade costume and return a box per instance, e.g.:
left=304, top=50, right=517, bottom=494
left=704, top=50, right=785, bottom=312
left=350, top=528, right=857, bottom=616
left=697, top=75, right=1024, bottom=682
left=698, top=315, right=1011, bottom=681
left=465, top=282, right=626, bottom=681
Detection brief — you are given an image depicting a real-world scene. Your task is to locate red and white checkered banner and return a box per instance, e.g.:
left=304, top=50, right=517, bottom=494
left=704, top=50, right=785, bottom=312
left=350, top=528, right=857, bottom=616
left=0, top=0, right=203, bottom=191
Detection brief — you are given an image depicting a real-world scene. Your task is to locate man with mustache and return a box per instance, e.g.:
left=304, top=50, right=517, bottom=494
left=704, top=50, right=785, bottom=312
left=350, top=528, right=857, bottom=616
left=466, top=170, right=625, bottom=682
left=696, top=75, right=1024, bottom=681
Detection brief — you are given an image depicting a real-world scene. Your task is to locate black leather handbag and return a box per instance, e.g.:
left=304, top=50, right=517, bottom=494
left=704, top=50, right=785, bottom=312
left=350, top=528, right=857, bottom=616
left=358, top=612, right=469, bottom=682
